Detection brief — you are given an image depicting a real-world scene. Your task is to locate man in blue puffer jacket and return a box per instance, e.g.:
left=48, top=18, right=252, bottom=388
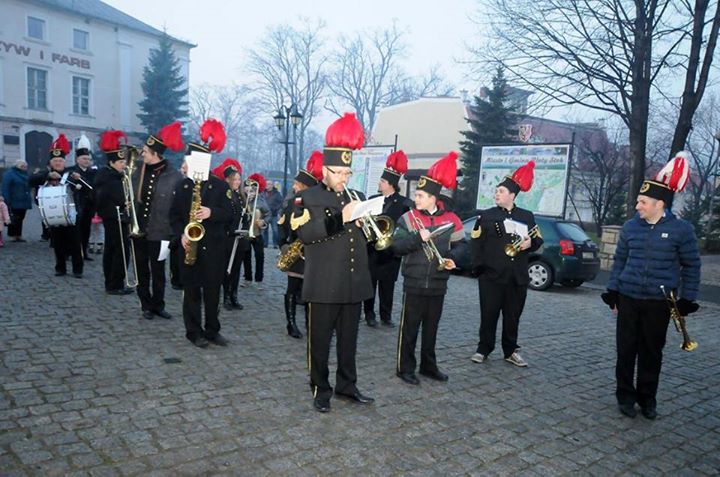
left=602, top=152, right=701, bottom=420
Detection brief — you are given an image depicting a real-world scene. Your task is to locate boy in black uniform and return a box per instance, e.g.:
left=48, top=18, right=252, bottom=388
left=292, top=113, right=375, bottom=413
left=29, top=134, right=84, bottom=278
left=94, top=130, right=133, bottom=295
left=470, top=161, right=543, bottom=367
left=364, top=150, right=412, bottom=328
left=277, top=151, right=323, bottom=339
left=68, top=134, right=96, bottom=260
left=170, top=119, right=233, bottom=348
left=392, top=152, right=466, bottom=385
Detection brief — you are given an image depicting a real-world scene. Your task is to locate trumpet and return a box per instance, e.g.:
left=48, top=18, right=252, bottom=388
left=504, top=225, right=540, bottom=257
left=115, top=205, right=138, bottom=288
left=410, top=210, right=448, bottom=271
left=343, top=185, right=394, bottom=250
left=660, top=285, right=698, bottom=352
left=123, top=147, right=143, bottom=238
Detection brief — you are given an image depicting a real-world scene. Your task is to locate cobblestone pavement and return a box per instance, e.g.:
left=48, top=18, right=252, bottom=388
left=1, top=235, right=719, bottom=476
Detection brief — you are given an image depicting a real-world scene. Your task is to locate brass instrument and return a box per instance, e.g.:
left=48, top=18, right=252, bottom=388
left=504, top=224, right=540, bottom=257
left=184, top=173, right=206, bottom=266
left=660, top=285, right=698, bottom=352
left=241, top=183, right=266, bottom=239
left=115, top=205, right=138, bottom=288
left=410, top=210, right=448, bottom=271
left=123, top=146, right=143, bottom=238
left=277, top=238, right=304, bottom=272
left=342, top=185, right=394, bottom=250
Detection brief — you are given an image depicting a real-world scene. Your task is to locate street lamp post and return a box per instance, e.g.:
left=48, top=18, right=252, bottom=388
left=274, top=104, right=303, bottom=196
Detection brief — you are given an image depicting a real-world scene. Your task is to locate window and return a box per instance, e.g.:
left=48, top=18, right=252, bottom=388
left=27, top=67, right=48, bottom=110
left=73, top=29, right=89, bottom=50
left=27, top=17, right=45, bottom=40
left=72, top=76, right=90, bottom=115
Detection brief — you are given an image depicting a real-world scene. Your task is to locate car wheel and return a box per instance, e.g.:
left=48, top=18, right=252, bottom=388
left=528, top=261, right=554, bottom=291
left=561, top=279, right=584, bottom=288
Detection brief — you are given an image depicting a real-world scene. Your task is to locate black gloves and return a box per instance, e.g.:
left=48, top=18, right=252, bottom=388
left=601, top=290, right=619, bottom=310
left=677, top=298, right=700, bottom=316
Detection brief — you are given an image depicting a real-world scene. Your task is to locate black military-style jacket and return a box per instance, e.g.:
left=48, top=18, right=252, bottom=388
left=94, top=166, right=126, bottom=223
left=277, top=193, right=305, bottom=278
left=367, top=191, right=413, bottom=281
left=67, top=164, right=96, bottom=215
left=170, top=175, right=233, bottom=288
left=132, top=160, right=183, bottom=241
left=293, top=183, right=373, bottom=304
left=470, top=205, right=543, bottom=286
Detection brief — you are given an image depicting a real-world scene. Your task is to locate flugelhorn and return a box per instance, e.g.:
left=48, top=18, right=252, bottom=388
left=660, top=285, right=698, bottom=352
left=505, top=224, right=540, bottom=257
left=115, top=205, right=138, bottom=288
left=342, top=185, right=394, bottom=250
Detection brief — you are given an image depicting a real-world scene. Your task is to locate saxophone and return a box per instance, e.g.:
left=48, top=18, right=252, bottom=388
left=277, top=239, right=304, bottom=272
left=184, top=173, right=205, bottom=266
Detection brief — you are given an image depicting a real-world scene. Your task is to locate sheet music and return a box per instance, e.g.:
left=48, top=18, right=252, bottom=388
left=348, top=195, right=385, bottom=222
left=503, top=219, right=528, bottom=237
left=157, top=240, right=170, bottom=262
left=185, top=151, right=212, bottom=181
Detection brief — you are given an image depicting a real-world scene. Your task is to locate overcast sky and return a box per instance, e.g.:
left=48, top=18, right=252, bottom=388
left=105, top=0, right=482, bottom=92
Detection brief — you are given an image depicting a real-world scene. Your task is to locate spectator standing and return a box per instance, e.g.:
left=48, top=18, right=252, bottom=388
left=1, top=160, right=33, bottom=242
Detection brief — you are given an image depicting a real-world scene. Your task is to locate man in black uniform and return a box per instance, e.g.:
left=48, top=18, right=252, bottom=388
left=132, top=121, right=184, bottom=320
left=364, top=150, right=412, bottom=328
left=470, top=161, right=543, bottom=367
left=29, top=134, right=84, bottom=278
left=170, top=119, right=233, bottom=348
left=94, top=130, right=134, bottom=295
left=277, top=151, right=323, bottom=339
left=68, top=134, right=96, bottom=260
left=292, top=113, right=375, bottom=413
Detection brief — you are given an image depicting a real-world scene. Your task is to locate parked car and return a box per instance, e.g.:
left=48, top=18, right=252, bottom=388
left=456, top=215, right=600, bottom=291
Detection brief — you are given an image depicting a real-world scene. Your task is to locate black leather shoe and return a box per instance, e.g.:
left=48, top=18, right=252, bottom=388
left=313, top=397, right=331, bottom=413
left=335, top=390, right=375, bottom=404
left=54, top=271, right=67, bottom=277
left=84, top=256, right=94, bottom=262
left=207, top=334, right=228, bottom=346
left=618, top=403, right=637, bottom=418
left=120, top=287, right=135, bottom=295
left=381, top=320, right=396, bottom=328
left=192, top=336, right=209, bottom=348
left=641, top=407, right=657, bottom=420
left=142, top=310, right=155, bottom=320
left=396, top=372, right=420, bottom=385
left=419, top=369, right=449, bottom=382
left=72, top=273, right=83, bottom=279
left=366, top=317, right=379, bottom=328
left=230, top=299, right=244, bottom=310
left=154, top=309, right=172, bottom=319
left=107, top=289, right=126, bottom=295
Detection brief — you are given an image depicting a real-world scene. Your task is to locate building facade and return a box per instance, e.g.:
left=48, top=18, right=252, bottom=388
left=0, top=0, right=193, bottom=171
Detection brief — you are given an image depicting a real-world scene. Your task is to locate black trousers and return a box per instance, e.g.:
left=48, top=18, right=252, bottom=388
left=77, top=208, right=93, bottom=256
left=50, top=225, right=83, bottom=274
left=8, top=208, right=27, bottom=237
left=477, top=279, right=527, bottom=358
left=307, top=302, right=361, bottom=400
left=396, top=292, right=445, bottom=374
left=183, top=286, right=221, bottom=341
left=224, top=236, right=246, bottom=298
left=242, top=236, right=264, bottom=282
left=616, top=294, right=671, bottom=409
left=169, top=241, right=181, bottom=288
left=133, top=238, right=166, bottom=312
left=102, top=221, right=128, bottom=291
left=363, top=277, right=396, bottom=322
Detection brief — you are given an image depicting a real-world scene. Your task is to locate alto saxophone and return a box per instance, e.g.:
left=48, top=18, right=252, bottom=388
left=277, top=238, right=304, bottom=272
left=184, top=173, right=205, bottom=266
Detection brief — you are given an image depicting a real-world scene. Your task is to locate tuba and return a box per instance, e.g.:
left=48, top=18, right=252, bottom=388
left=184, top=173, right=206, bottom=265
left=660, top=285, right=698, bottom=352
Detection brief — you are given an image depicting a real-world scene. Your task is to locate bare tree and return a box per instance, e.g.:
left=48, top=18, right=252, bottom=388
left=471, top=0, right=720, bottom=217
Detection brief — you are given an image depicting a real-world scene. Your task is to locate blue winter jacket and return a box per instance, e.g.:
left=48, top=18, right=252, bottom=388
left=608, top=210, right=701, bottom=301
left=1, top=167, right=33, bottom=210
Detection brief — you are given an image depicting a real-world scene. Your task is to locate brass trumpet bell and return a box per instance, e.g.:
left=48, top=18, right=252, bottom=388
left=373, top=216, right=394, bottom=251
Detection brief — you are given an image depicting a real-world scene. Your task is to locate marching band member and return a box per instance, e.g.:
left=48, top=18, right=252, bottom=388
left=68, top=134, right=97, bottom=260
left=392, top=152, right=466, bottom=385
left=363, top=150, right=412, bottom=328
left=277, top=150, right=324, bottom=339
left=292, top=113, right=374, bottom=413
left=170, top=119, right=233, bottom=348
left=132, top=121, right=184, bottom=321
left=470, top=161, right=543, bottom=367
left=241, top=173, right=270, bottom=289
left=603, top=152, right=700, bottom=419
left=29, top=134, right=84, bottom=278
left=94, top=130, right=133, bottom=295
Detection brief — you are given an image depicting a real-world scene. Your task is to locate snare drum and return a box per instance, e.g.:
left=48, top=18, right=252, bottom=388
left=38, top=185, right=77, bottom=227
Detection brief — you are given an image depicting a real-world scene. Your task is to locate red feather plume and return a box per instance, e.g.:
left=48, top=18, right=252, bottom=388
left=325, top=113, right=364, bottom=150
left=306, top=151, right=324, bottom=181
left=212, top=158, right=242, bottom=180
left=511, top=160, right=535, bottom=192
left=99, top=130, right=127, bottom=152
left=247, top=173, right=267, bottom=193
left=157, top=121, right=184, bottom=152
left=51, top=134, right=71, bottom=155
left=655, top=151, right=690, bottom=193
left=427, top=151, right=458, bottom=189
left=200, top=119, right=227, bottom=153
left=386, top=150, right=408, bottom=174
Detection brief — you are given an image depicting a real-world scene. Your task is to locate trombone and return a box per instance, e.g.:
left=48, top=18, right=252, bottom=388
left=660, top=285, right=698, bottom=352
left=342, top=184, right=394, bottom=250
left=409, top=210, right=448, bottom=271
left=115, top=205, right=138, bottom=288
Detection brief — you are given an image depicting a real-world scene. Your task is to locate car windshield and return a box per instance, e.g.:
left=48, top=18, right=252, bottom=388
left=557, top=222, right=590, bottom=242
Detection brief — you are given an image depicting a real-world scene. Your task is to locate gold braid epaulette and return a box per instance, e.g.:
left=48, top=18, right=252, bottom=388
left=290, top=209, right=310, bottom=230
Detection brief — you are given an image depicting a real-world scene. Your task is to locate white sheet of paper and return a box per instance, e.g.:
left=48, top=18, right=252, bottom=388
left=348, top=195, right=385, bottom=222
left=503, top=219, right=528, bottom=237
left=158, top=240, right=170, bottom=262
left=185, top=151, right=212, bottom=181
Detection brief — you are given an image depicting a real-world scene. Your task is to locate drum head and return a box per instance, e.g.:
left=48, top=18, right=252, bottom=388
left=38, top=186, right=76, bottom=227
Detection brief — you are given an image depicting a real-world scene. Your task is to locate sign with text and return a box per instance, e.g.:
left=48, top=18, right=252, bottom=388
left=0, top=39, right=91, bottom=69
left=347, top=147, right=394, bottom=198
